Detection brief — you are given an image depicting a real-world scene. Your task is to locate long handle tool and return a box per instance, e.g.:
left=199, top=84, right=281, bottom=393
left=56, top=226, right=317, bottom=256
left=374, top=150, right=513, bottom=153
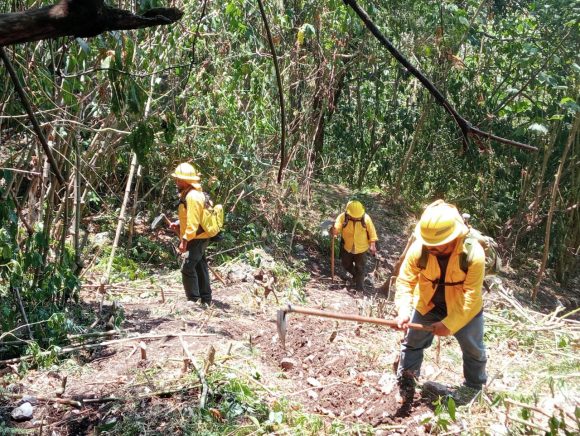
left=276, top=304, right=433, bottom=348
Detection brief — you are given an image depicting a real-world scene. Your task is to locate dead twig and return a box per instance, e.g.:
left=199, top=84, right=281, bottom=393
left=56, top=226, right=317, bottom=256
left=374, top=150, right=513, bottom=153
left=0, top=332, right=215, bottom=366
left=179, top=335, right=208, bottom=409
left=506, top=415, right=550, bottom=433
left=504, top=398, right=554, bottom=418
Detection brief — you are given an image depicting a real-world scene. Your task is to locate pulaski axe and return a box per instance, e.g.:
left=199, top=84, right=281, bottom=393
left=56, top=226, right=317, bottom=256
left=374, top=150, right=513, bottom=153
left=276, top=304, right=434, bottom=349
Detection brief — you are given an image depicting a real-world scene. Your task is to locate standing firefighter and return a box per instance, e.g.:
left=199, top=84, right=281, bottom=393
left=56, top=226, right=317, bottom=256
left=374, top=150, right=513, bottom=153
left=330, top=200, right=378, bottom=291
left=395, top=200, right=487, bottom=396
left=169, top=163, right=212, bottom=305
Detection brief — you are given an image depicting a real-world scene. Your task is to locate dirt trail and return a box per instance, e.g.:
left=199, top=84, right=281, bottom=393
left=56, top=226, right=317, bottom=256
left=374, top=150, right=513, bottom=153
left=0, top=192, right=485, bottom=433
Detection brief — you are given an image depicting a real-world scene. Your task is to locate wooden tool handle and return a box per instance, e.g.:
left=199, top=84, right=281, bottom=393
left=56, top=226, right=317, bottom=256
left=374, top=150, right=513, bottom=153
left=286, top=305, right=434, bottom=332
left=330, top=236, right=335, bottom=282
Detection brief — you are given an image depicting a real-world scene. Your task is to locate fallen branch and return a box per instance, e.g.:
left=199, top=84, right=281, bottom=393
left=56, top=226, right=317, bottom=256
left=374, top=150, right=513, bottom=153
left=1, top=385, right=201, bottom=408
left=67, top=330, right=120, bottom=341
left=342, top=0, right=537, bottom=153
left=0, top=392, right=82, bottom=408
left=504, top=398, right=554, bottom=418
left=0, top=332, right=215, bottom=366
left=0, top=48, right=65, bottom=184
left=507, top=415, right=550, bottom=433
left=0, top=0, right=183, bottom=46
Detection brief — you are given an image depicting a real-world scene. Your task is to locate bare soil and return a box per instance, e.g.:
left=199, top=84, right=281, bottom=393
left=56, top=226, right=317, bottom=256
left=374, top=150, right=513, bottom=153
left=1, top=190, right=578, bottom=434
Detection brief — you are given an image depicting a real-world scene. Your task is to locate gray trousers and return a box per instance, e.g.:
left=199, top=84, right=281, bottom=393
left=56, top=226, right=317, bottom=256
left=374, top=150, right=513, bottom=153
left=397, top=309, right=487, bottom=389
left=181, top=239, right=211, bottom=303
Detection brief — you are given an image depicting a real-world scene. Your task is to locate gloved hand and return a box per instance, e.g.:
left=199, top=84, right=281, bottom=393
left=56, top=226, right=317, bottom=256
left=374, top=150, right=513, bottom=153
left=369, top=242, right=377, bottom=256
left=395, top=313, right=410, bottom=331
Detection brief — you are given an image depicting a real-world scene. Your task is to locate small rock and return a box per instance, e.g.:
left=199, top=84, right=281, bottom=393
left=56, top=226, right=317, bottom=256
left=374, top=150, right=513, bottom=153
left=378, top=373, right=397, bottom=394
left=280, top=358, right=298, bottom=370
left=92, top=232, right=111, bottom=247
left=422, top=381, right=451, bottom=397
left=19, top=395, right=38, bottom=406
left=307, top=377, right=322, bottom=388
left=317, top=406, right=336, bottom=418
left=307, top=390, right=318, bottom=400
left=353, top=407, right=365, bottom=417
left=489, top=423, right=509, bottom=435
left=11, top=402, right=33, bottom=422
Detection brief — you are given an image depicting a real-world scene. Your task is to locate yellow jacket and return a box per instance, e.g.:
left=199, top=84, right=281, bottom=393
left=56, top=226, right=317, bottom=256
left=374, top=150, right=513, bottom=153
left=395, top=238, right=485, bottom=334
left=178, top=187, right=210, bottom=241
left=333, top=213, right=378, bottom=254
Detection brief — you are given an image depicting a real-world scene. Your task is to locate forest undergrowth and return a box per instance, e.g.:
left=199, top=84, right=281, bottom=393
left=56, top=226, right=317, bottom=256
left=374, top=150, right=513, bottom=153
left=1, top=184, right=578, bottom=435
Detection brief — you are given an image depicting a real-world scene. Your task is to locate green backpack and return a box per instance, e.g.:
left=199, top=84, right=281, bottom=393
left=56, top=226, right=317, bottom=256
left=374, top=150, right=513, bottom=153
left=418, top=227, right=502, bottom=278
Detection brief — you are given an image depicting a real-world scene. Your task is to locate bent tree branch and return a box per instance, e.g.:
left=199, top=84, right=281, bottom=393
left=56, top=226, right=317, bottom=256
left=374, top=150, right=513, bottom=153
left=0, top=48, right=65, bottom=184
left=0, top=0, right=183, bottom=47
left=342, top=0, right=537, bottom=153
left=256, top=0, right=287, bottom=183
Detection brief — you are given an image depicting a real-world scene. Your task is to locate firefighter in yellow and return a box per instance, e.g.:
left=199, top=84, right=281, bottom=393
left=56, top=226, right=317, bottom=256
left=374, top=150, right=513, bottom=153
left=395, top=200, right=486, bottom=393
left=169, top=163, right=212, bottom=305
left=330, top=200, right=378, bottom=291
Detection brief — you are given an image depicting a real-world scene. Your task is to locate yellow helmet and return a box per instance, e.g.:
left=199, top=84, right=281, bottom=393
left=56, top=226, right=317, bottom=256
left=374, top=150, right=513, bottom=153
left=414, top=200, right=468, bottom=246
left=171, top=163, right=201, bottom=187
left=346, top=200, right=365, bottom=219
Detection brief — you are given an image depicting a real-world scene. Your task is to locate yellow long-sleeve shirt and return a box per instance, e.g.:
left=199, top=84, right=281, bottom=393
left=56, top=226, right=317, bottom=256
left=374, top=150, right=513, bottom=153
left=333, top=213, right=378, bottom=254
left=394, top=238, right=485, bottom=334
left=178, top=187, right=210, bottom=241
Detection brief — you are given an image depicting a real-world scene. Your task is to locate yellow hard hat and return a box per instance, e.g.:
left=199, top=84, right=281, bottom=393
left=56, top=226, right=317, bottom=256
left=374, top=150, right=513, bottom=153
left=415, top=200, right=468, bottom=246
left=346, top=200, right=365, bottom=219
left=171, top=163, right=201, bottom=186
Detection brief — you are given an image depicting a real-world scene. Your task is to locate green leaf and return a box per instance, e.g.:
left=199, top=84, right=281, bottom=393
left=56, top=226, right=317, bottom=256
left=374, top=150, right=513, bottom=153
left=127, top=120, right=155, bottom=163
left=447, top=396, right=456, bottom=421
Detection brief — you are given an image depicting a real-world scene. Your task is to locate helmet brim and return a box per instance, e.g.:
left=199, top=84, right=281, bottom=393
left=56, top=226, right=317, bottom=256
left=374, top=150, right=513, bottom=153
left=414, top=221, right=468, bottom=247
left=172, top=173, right=201, bottom=181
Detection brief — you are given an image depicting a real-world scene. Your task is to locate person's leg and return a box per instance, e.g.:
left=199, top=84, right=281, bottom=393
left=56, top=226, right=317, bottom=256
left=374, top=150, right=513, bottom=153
left=197, top=240, right=212, bottom=304
left=181, top=239, right=204, bottom=301
left=341, top=250, right=355, bottom=276
left=454, top=311, right=487, bottom=388
left=397, top=310, right=442, bottom=380
left=352, top=252, right=367, bottom=290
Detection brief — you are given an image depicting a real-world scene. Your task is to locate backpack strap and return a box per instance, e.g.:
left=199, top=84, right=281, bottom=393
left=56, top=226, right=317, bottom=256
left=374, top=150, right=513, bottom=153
left=460, top=238, right=474, bottom=274
left=418, top=245, right=429, bottom=270
left=178, top=186, right=195, bottom=208
left=343, top=213, right=370, bottom=240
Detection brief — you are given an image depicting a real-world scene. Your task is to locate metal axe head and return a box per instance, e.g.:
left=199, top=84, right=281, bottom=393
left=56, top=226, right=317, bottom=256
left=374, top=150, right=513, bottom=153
left=276, top=307, right=289, bottom=349
left=151, top=213, right=169, bottom=231
left=319, top=219, right=334, bottom=237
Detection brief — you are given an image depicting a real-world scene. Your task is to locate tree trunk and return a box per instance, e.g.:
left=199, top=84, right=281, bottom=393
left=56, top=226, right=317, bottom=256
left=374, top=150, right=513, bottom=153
left=532, top=113, right=579, bottom=300
left=101, top=152, right=138, bottom=295
left=392, top=99, right=431, bottom=198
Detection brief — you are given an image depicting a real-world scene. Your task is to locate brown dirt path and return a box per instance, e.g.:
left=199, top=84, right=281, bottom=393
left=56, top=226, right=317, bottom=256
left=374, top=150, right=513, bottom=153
left=0, top=192, right=479, bottom=434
